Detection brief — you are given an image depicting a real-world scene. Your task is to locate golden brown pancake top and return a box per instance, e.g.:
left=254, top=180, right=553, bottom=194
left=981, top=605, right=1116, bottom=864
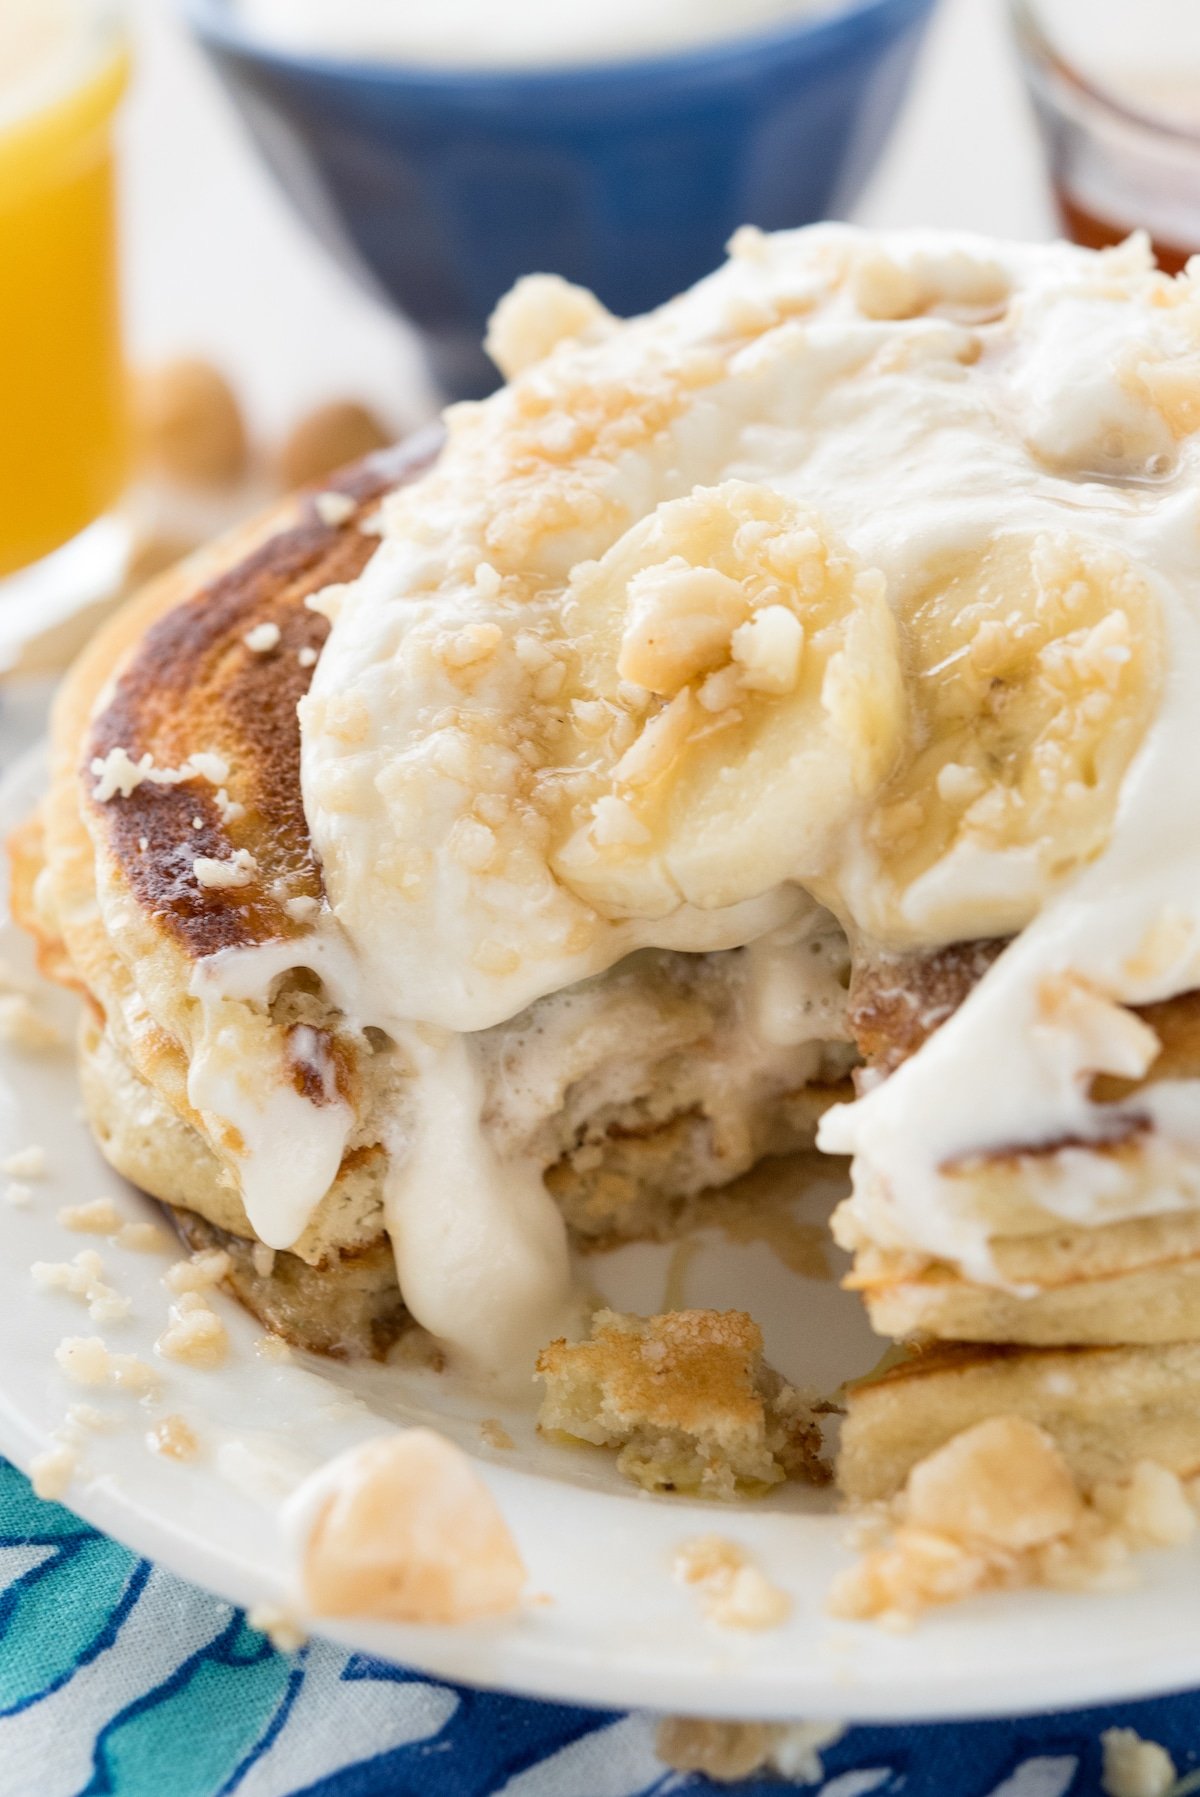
left=83, top=435, right=440, bottom=963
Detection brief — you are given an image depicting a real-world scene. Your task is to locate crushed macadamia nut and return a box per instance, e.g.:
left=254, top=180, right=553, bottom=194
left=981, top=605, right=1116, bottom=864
left=832, top=1417, right=1200, bottom=1625
left=193, top=848, right=258, bottom=891
left=157, top=1298, right=228, bottom=1369
left=290, top=1430, right=525, bottom=1625
left=673, top=1534, right=790, bottom=1631
left=55, top=1335, right=159, bottom=1396
left=32, top=1251, right=130, bottom=1323
left=244, top=622, right=281, bottom=654
left=147, top=1414, right=200, bottom=1462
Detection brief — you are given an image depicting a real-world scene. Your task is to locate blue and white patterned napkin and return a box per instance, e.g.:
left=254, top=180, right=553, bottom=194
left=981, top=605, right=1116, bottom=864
left=2, top=1457, right=1198, bottom=1797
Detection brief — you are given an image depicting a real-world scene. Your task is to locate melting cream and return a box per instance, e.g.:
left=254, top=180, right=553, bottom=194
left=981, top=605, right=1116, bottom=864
left=383, top=1030, right=574, bottom=1376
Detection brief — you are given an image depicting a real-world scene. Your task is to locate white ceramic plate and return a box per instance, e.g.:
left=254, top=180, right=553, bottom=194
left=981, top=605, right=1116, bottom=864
left=3, top=747, right=1200, bottom=1725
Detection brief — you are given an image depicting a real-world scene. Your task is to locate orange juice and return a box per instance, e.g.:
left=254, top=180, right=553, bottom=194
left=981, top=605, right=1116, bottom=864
left=0, top=1, right=129, bottom=578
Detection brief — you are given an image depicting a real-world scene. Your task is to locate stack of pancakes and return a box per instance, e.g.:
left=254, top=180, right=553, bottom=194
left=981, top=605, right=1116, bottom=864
left=838, top=943, right=1200, bottom=1501
left=13, top=221, right=1200, bottom=1529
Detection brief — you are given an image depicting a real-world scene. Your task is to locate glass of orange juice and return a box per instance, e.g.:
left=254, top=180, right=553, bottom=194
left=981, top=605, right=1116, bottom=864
left=0, top=0, right=129, bottom=602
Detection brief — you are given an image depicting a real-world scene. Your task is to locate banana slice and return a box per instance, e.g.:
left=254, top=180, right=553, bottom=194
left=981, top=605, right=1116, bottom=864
left=546, top=481, right=906, bottom=916
left=843, top=531, right=1164, bottom=944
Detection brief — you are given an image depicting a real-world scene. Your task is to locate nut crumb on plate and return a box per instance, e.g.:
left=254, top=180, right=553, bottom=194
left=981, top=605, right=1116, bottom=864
left=832, top=1417, right=1198, bottom=1625
left=146, top=1414, right=200, bottom=1462
left=673, top=1534, right=791, bottom=1631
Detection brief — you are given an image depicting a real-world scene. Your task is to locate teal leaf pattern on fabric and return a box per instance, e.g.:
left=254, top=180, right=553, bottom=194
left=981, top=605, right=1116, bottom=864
left=80, top=1618, right=300, bottom=1797
left=0, top=1464, right=149, bottom=1719
left=4, top=1456, right=1200, bottom=1796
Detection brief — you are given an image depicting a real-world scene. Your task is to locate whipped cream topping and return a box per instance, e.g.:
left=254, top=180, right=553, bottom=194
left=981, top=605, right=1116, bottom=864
left=292, top=224, right=1200, bottom=1301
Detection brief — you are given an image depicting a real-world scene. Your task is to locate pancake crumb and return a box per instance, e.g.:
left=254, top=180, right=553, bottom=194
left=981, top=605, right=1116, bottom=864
left=1100, top=1728, right=1177, bottom=1797
left=297, top=647, right=319, bottom=669
left=673, top=1534, right=791, bottom=1631
left=536, top=1308, right=827, bottom=1498
left=6, top=1183, right=33, bottom=1207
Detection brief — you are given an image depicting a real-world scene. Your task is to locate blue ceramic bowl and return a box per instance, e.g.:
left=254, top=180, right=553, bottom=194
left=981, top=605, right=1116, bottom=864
left=183, top=0, right=936, bottom=398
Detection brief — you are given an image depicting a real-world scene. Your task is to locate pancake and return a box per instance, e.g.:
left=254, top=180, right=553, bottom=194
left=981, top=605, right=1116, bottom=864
left=838, top=950, right=1200, bottom=1344
left=839, top=1338, right=1200, bottom=1503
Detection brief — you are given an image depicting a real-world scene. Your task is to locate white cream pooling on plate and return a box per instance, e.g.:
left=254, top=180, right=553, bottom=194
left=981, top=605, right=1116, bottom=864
left=299, top=223, right=1200, bottom=1293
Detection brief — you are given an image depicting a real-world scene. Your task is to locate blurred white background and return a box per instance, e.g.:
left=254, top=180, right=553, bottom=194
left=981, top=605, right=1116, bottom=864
left=118, top=0, right=1055, bottom=442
